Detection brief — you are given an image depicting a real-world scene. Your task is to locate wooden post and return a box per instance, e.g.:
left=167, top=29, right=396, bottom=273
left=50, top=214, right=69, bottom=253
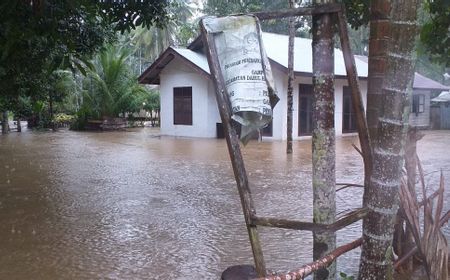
left=199, top=21, right=266, bottom=277
left=336, top=8, right=373, bottom=185
left=1, top=111, right=9, bottom=134
left=286, top=0, right=295, bottom=154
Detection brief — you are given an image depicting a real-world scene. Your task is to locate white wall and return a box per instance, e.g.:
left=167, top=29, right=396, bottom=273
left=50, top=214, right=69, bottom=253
left=159, top=57, right=369, bottom=140
left=160, top=58, right=215, bottom=138
left=268, top=70, right=368, bottom=140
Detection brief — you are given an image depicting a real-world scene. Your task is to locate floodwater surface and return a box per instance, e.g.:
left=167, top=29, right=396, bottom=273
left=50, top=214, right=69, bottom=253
left=0, top=128, right=448, bottom=279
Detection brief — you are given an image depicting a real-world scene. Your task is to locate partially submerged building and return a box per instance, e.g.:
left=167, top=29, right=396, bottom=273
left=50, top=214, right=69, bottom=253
left=139, top=32, right=449, bottom=139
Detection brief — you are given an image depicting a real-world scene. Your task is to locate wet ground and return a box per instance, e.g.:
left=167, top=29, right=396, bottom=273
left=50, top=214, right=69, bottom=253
left=0, top=128, right=448, bottom=279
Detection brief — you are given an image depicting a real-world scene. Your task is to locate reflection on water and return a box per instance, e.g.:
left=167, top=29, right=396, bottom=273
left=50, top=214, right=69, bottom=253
left=0, top=129, right=448, bottom=279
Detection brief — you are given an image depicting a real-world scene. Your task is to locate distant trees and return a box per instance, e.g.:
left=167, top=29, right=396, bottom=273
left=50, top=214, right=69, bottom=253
left=72, top=45, right=155, bottom=129
left=130, top=0, right=197, bottom=75
left=0, top=0, right=171, bottom=131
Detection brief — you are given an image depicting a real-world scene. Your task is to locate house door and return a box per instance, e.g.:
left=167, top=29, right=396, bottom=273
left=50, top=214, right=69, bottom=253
left=342, top=86, right=357, bottom=133
left=298, top=84, right=313, bottom=136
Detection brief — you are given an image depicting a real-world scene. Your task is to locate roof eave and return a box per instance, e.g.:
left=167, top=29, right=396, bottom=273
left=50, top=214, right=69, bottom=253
left=138, top=47, right=211, bottom=85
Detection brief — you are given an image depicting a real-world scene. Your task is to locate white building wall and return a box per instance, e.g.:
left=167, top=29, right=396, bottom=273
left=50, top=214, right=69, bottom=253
left=160, top=58, right=213, bottom=138
left=268, top=72, right=368, bottom=140
left=271, top=69, right=287, bottom=140
left=207, top=80, right=222, bottom=136
left=159, top=57, right=368, bottom=140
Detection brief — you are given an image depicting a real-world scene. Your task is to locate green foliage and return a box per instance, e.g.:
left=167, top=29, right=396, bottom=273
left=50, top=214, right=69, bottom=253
left=128, top=0, right=197, bottom=75
left=341, top=0, right=370, bottom=30
left=80, top=45, right=153, bottom=120
left=339, top=272, right=355, bottom=280
left=0, top=0, right=171, bottom=103
left=143, top=91, right=161, bottom=113
left=12, top=96, right=33, bottom=120
left=420, top=0, right=450, bottom=66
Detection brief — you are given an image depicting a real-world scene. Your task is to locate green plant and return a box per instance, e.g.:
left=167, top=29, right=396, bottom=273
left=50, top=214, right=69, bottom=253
left=339, top=272, right=355, bottom=280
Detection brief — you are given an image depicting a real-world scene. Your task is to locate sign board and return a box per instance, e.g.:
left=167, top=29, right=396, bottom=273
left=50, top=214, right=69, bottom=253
left=202, top=15, right=279, bottom=143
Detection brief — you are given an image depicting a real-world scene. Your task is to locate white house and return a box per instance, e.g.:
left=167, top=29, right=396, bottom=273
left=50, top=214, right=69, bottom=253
left=139, top=32, right=449, bottom=139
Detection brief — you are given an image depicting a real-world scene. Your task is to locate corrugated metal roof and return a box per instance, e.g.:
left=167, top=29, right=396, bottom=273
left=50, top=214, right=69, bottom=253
left=172, top=47, right=211, bottom=74
left=262, top=33, right=368, bottom=77
left=167, top=33, right=368, bottom=78
left=413, top=72, right=449, bottom=90
left=140, top=32, right=449, bottom=91
left=431, top=91, right=450, bottom=102
left=354, top=55, right=449, bottom=90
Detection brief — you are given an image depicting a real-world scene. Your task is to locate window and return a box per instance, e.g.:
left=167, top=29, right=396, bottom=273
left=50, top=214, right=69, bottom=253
left=412, top=94, right=425, bottom=115
left=173, top=87, right=192, bottom=125
left=342, top=86, right=357, bottom=133
left=298, top=84, right=313, bottom=136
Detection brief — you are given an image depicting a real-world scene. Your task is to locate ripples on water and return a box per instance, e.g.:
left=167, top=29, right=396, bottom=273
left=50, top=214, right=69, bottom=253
left=0, top=129, right=448, bottom=279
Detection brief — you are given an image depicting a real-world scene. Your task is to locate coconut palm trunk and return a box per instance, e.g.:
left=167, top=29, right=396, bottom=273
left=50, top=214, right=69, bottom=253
left=358, top=0, right=421, bottom=279
left=311, top=0, right=336, bottom=279
left=366, top=0, right=391, bottom=143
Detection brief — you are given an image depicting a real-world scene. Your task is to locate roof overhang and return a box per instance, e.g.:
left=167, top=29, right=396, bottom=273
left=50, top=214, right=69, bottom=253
left=138, top=47, right=210, bottom=85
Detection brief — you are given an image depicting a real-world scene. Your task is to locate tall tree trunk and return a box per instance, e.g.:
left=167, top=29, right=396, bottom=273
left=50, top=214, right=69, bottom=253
left=366, top=0, right=391, bottom=144
left=286, top=0, right=295, bottom=154
left=363, top=0, right=391, bottom=205
left=358, top=0, right=420, bottom=279
left=2, top=111, right=9, bottom=134
left=312, top=1, right=336, bottom=279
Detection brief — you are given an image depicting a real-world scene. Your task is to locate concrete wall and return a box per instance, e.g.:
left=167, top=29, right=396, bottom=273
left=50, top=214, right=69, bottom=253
left=159, top=57, right=369, bottom=139
left=160, top=57, right=216, bottom=138
left=269, top=68, right=368, bottom=140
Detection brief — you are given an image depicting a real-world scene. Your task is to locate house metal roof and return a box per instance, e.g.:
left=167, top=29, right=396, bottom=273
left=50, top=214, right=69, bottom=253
left=139, top=32, right=449, bottom=91
left=354, top=55, right=449, bottom=90
left=431, top=91, right=450, bottom=103
left=262, top=33, right=368, bottom=77
left=139, top=32, right=370, bottom=84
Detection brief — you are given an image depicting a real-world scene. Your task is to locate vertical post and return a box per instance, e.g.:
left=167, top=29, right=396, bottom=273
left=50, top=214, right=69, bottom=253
left=2, top=111, right=9, bottom=134
left=311, top=2, right=336, bottom=280
left=286, top=0, right=295, bottom=154
left=16, top=116, right=21, bottom=132
left=336, top=8, right=373, bottom=189
left=199, top=22, right=266, bottom=277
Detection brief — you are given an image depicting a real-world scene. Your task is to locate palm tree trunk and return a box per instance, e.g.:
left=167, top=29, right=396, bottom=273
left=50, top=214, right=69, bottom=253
left=366, top=0, right=391, bottom=144
left=358, top=0, right=420, bottom=279
left=362, top=0, right=391, bottom=205
left=286, top=0, right=295, bottom=154
left=312, top=1, right=336, bottom=279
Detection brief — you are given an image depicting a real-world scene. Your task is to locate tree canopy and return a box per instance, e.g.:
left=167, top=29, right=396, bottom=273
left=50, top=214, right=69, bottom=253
left=0, top=0, right=171, bottom=99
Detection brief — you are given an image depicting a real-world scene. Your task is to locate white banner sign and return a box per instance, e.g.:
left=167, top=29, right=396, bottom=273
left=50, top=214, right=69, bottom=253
left=203, top=15, right=279, bottom=143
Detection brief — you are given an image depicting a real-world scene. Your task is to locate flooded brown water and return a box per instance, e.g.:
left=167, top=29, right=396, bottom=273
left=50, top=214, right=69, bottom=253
left=0, top=128, right=448, bottom=279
